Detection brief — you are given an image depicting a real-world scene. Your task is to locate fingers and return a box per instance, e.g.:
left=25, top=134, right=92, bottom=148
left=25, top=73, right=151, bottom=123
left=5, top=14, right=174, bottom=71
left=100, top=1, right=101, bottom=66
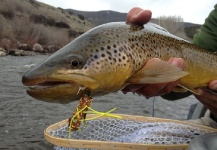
left=126, top=7, right=152, bottom=25
left=208, top=80, right=217, bottom=91
left=194, top=90, right=217, bottom=116
left=194, top=88, right=217, bottom=116
left=168, top=58, right=185, bottom=69
left=195, top=89, right=217, bottom=105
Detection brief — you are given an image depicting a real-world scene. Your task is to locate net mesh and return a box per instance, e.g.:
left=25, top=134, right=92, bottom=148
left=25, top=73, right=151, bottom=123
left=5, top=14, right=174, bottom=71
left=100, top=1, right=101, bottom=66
left=47, top=117, right=214, bottom=150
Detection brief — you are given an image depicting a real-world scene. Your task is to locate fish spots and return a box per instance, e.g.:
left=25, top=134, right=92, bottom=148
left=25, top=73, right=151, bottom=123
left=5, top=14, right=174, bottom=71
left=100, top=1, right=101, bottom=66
left=101, top=54, right=105, bottom=57
left=94, top=55, right=98, bottom=59
left=80, top=23, right=147, bottom=73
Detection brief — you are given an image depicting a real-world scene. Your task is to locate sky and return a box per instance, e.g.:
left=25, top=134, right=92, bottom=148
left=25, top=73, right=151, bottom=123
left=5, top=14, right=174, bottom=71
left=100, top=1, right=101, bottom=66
left=38, top=0, right=216, bottom=24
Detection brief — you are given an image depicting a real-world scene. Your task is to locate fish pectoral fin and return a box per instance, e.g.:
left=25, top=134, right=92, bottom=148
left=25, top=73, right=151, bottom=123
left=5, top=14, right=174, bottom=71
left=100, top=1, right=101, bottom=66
left=127, top=59, right=189, bottom=84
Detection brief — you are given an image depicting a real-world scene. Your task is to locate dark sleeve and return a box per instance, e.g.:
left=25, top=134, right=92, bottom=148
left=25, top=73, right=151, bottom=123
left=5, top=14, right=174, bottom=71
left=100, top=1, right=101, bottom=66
left=161, top=91, right=192, bottom=101
left=193, top=4, right=217, bottom=51
left=162, top=4, right=217, bottom=101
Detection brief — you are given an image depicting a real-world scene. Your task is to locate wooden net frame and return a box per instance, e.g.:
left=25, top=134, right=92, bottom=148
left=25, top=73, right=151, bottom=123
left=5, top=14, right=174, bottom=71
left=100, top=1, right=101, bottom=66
left=44, top=114, right=217, bottom=150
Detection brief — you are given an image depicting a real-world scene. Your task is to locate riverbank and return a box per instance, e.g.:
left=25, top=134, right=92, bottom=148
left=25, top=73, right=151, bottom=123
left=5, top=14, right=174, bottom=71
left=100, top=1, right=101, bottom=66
left=0, top=41, right=58, bottom=56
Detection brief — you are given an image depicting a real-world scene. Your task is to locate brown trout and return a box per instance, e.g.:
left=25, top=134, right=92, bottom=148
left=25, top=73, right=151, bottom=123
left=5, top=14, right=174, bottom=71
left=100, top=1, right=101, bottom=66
left=22, top=22, right=217, bottom=103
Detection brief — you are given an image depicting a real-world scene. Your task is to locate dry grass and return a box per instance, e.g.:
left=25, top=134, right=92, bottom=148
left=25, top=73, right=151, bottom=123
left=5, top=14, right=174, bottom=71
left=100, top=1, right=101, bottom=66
left=156, top=15, right=190, bottom=40
left=0, top=0, right=93, bottom=52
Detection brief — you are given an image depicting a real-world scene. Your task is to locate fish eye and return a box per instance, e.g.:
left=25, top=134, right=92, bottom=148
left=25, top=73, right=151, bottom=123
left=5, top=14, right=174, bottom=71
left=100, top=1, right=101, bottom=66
left=70, top=59, right=80, bottom=68
left=68, top=55, right=83, bottom=69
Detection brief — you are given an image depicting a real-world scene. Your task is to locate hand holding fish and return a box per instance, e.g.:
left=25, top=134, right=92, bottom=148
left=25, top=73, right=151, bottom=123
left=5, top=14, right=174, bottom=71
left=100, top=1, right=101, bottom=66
left=124, top=7, right=217, bottom=116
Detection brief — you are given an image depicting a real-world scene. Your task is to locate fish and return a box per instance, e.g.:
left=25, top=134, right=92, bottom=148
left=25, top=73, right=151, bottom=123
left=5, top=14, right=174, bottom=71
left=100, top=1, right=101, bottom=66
left=22, top=22, right=217, bottom=103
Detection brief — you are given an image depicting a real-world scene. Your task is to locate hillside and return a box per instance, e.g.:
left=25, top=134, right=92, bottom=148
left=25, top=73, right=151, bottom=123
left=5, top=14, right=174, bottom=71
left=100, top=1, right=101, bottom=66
left=0, top=1, right=202, bottom=56
left=65, top=9, right=127, bottom=25
left=66, top=9, right=201, bottom=40
left=0, top=0, right=94, bottom=55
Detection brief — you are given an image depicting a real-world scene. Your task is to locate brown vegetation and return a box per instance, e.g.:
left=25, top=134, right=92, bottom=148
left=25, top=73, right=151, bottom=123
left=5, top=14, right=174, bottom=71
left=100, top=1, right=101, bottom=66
left=154, top=15, right=191, bottom=41
left=0, top=0, right=93, bottom=55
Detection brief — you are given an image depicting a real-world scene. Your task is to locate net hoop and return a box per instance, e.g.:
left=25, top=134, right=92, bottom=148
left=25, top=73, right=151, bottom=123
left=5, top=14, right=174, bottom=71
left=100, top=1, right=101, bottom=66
left=44, top=114, right=217, bottom=150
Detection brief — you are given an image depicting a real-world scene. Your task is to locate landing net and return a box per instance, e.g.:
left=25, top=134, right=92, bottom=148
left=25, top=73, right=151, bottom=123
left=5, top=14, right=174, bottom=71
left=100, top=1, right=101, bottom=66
left=45, top=114, right=217, bottom=150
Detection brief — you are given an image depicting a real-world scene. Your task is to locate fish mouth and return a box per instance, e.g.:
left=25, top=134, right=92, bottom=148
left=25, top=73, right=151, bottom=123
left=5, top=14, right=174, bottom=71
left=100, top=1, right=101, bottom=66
left=22, top=73, right=99, bottom=103
left=24, top=79, right=82, bottom=103
left=27, top=81, right=75, bottom=91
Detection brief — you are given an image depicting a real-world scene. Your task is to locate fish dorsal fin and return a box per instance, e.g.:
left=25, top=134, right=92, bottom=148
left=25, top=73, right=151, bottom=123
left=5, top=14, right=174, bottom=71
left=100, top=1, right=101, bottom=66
left=130, top=24, right=144, bottom=31
left=127, top=59, right=188, bottom=84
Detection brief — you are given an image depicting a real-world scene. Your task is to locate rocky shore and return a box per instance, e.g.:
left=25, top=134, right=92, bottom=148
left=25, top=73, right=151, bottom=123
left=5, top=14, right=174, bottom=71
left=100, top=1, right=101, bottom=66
left=0, top=38, right=61, bottom=56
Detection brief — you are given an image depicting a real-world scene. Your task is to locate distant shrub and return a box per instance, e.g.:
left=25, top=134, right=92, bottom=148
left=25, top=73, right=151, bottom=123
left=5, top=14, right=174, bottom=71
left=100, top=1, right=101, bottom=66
left=29, top=0, right=36, bottom=4
left=77, top=14, right=85, bottom=20
left=10, top=17, right=71, bottom=47
left=30, top=14, right=70, bottom=29
left=0, top=17, right=3, bottom=36
left=184, top=26, right=200, bottom=39
left=0, top=10, right=14, bottom=19
left=68, top=29, right=79, bottom=37
left=0, top=0, right=15, bottom=19
left=0, top=0, right=33, bottom=19
left=11, top=18, right=40, bottom=46
left=28, top=0, right=40, bottom=8
left=29, top=14, right=55, bottom=26
left=57, top=7, right=64, bottom=14
left=0, top=15, right=14, bottom=40
left=57, top=7, right=64, bottom=11
left=157, top=15, right=184, bottom=35
left=55, top=21, right=70, bottom=28
left=38, top=26, right=71, bottom=46
left=68, top=11, right=74, bottom=15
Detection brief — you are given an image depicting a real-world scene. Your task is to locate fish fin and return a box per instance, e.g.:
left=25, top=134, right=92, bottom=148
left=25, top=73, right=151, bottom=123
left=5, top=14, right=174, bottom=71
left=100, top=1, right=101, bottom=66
left=127, top=59, right=189, bottom=84
left=130, top=24, right=144, bottom=31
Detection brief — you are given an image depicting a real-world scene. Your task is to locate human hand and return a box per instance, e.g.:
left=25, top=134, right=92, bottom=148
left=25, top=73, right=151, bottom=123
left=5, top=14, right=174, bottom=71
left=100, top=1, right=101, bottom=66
left=126, top=7, right=152, bottom=25
left=194, top=81, right=217, bottom=116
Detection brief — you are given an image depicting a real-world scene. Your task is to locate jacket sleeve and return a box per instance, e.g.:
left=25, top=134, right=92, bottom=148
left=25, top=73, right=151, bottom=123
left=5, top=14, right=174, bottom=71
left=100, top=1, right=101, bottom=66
left=162, top=4, right=217, bottom=101
left=193, top=4, right=217, bottom=52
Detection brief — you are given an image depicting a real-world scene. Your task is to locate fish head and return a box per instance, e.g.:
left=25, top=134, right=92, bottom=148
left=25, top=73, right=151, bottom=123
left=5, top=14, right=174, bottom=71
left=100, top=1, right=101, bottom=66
left=22, top=23, right=134, bottom=103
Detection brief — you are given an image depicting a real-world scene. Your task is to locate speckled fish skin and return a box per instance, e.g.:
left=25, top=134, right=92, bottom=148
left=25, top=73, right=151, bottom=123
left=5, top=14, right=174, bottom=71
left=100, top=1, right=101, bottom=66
left=22, top=22, right=217, bottom=103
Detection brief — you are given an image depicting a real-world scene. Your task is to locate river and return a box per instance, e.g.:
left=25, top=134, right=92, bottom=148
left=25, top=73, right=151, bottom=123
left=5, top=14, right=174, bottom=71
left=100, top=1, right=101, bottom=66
left=0, top=55, right=198, bottom=149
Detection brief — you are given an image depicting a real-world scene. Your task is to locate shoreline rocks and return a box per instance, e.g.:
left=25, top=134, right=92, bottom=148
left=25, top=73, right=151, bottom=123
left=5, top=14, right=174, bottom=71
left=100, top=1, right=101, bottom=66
left=8, top=49, right=38, bottom=56
left=0, top=41, right=56, bottom=56
left=0, top=47, right=6, bottom=56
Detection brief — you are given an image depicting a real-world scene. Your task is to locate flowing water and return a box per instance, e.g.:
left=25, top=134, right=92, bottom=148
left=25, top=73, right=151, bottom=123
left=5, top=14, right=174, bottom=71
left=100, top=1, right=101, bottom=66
left=0, top=55, right=197, bottom=149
